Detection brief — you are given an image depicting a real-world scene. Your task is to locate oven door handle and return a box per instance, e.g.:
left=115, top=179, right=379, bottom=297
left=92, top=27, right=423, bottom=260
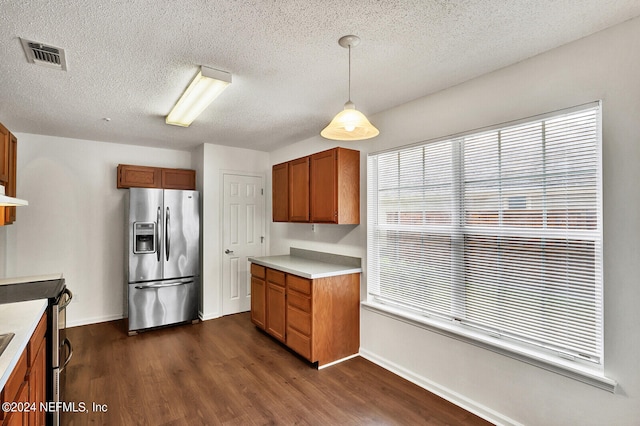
left=58, top=288, right=73, bottom=311
left=59, top=338, right=73, bottom=373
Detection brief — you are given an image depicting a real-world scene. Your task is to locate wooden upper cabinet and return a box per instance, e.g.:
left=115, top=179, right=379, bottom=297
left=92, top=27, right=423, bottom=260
left=272, top=147, right=360, bottom=224
left=288, top=156, right=310, bottom=222
left=272, top=162, right=289, bottom=222
left=310, top=149, right=337, bottom=223
left=2, top=132, right=18, bottom=225
left=117, top=164, right=196, bottom=190
left=310, top=147, right=360, bottom=224
left=117, top=164, right=161, bottom=188
left=0, top=123, right=18, bottom=226
left=0, top=123, right=10, bottom=185
left=161, top=168, right=196, bottom=190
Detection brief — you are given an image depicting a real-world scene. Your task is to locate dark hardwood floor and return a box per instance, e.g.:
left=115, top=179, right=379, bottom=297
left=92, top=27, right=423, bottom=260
left=62, top=313, right=492, bottom=425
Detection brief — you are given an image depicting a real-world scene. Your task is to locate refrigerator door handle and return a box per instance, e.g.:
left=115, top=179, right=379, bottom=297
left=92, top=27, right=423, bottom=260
left=135, top=279, right=195, bottom=289
left=156, top=206, right=161, bottom=262
left=165, top=206, right=171, bottom=261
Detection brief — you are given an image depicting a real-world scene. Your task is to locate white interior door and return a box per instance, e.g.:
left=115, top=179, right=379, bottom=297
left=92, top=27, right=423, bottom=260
left=222, top=174, right=265, bottom=315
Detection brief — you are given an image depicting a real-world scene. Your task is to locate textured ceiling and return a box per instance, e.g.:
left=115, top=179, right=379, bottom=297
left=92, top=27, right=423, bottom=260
left=1, top=1, right=639, bottom=152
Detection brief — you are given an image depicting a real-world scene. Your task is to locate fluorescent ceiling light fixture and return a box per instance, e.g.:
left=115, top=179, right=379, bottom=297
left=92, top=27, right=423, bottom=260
left=165, top=66, right=231, bottom=127
left=321, top=35, right=379, bottom=141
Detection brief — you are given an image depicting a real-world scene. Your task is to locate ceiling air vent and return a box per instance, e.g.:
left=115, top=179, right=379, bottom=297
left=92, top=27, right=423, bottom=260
left=20, top=38, right=67, bottom=71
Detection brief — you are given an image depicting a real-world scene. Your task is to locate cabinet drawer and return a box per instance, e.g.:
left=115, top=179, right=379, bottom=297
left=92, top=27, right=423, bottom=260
left=287, top=291, right=311, bottom=313
left=287, top=274, right=311, bottom=295
left=287, top=306, right=311, bottom=335
left=250, top=263, right=265, bottom=279
left=266, top=269, right=285, bottom=286
left=29, top=312, right=47, bottom=366
left=2, top=349, right=27, bottom=404
left=287, top=327, right=311, bottom=360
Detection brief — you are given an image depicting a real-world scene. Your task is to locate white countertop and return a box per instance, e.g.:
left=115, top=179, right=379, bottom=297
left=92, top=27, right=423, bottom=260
left=0, top=273, right=63, bottom=286
left=0, top=299, right=48, bottom=390
left=249, top=254, right=362, bottom=279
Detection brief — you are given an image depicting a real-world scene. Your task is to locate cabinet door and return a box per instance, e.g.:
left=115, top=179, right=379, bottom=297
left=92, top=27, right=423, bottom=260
left=28, top=312, right=47, bottom=426
left=161, top=168, right=196, bottom=190
left=4, top=132, right=17, bottom=224
left=0, top=123, right=9, bottom=185
left=310, top=149, right=337, bottom=223
left=4, top=382, right=28, bottom=426
left=288, top=157, right=310, bottom=222
left=250, top=276, right=266, bottom=329
left=265, top=269, right=286, bottom=342
left=272, top=162, right=289, bottom=222
left=117, top=164, right=161, bottom=188
left=29, top=338, right=46, bottom=426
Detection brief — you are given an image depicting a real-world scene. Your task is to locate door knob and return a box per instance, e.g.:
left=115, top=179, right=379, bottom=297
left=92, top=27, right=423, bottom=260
left=225, top=249, right=234, bottom=254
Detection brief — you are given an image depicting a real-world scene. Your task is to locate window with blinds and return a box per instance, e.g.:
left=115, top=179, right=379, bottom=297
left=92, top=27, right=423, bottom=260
left=367, top=102, right=602, bottom=366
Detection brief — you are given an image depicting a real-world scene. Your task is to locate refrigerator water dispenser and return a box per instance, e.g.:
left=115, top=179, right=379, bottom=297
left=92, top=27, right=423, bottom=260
left=134, top=222, right=156, bottom=253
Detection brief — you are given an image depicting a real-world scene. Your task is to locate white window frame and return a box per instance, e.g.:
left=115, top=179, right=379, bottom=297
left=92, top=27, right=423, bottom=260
left=364, top=101, right=616, bottom=392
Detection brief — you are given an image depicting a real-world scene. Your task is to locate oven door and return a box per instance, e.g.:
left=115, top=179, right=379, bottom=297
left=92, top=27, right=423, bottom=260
left=53, top=287, right=73, bottom=426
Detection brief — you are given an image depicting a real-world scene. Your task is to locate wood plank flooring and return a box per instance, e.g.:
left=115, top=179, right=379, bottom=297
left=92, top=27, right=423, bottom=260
left=62, top=313, right=492, bottom=425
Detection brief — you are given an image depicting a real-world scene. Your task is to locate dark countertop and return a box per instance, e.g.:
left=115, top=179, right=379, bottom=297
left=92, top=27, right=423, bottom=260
left=0, top=273, right=64, bottom=304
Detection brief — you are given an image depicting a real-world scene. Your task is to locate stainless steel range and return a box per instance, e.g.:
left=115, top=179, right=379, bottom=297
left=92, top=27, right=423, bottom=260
left=0, top=273, right=72, bottom=426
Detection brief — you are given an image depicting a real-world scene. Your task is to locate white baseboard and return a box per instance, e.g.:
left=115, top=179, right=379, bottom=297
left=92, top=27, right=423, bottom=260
left=67, top=312, right=222, bottom=328
left=67, top=313, right=123, bottom=328
left=359, top=348, right=522, bottom=426
left=199, top=312, right=221, bottom=321
left=318, top=353, right=360, bottom=370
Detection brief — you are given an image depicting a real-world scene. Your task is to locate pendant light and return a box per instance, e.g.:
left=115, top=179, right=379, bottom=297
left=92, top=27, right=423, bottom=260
left=321, top=35, right=379, bottom=141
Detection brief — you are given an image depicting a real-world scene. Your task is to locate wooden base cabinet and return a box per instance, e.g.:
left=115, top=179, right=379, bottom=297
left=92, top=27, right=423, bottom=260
left=0, top=311, right=47, bottom=426
left=250, top=264, right=266, bottom=329
left=28, top=313, right=47, bottom=426
left=265, top=270, right=286, bottom=343
left=250, top=264, right=360, bottom=367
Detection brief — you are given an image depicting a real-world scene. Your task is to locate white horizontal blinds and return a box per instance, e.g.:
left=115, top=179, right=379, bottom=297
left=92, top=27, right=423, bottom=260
left=367, top=102, right=602, bottom=364
left=368, top=141, right=456, bottom=317
left=461, top=106, right=601, bottom=361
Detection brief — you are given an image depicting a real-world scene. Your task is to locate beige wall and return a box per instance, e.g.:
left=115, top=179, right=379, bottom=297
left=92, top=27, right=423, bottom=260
left=269, top=16, right=640, bottom=426
left=2, top=13, right=638, bottom=425
left=196, top=143, right=269, bottom=320
left=0, top=134, right=192, bottom=326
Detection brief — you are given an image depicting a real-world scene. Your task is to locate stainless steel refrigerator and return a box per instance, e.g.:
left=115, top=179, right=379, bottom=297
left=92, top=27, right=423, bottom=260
left=125, top=188, right=200, bottom=334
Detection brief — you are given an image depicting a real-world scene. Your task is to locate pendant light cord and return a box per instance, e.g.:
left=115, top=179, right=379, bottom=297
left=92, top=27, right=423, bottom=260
left=348, top=44, right=352, bottom=103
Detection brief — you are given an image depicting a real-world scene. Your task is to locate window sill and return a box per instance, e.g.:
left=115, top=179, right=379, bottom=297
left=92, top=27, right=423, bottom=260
left=361, top=301, right=617, bottom=393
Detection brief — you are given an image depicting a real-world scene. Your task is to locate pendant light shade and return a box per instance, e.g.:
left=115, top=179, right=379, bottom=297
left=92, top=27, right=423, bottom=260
left=320, top=101, right=379, bottom=140
left=321, top=35, right=379, bottom=141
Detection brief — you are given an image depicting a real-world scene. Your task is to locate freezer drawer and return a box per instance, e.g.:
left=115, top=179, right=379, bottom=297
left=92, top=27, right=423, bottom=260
left=128, top=277, right=198, bottom=331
